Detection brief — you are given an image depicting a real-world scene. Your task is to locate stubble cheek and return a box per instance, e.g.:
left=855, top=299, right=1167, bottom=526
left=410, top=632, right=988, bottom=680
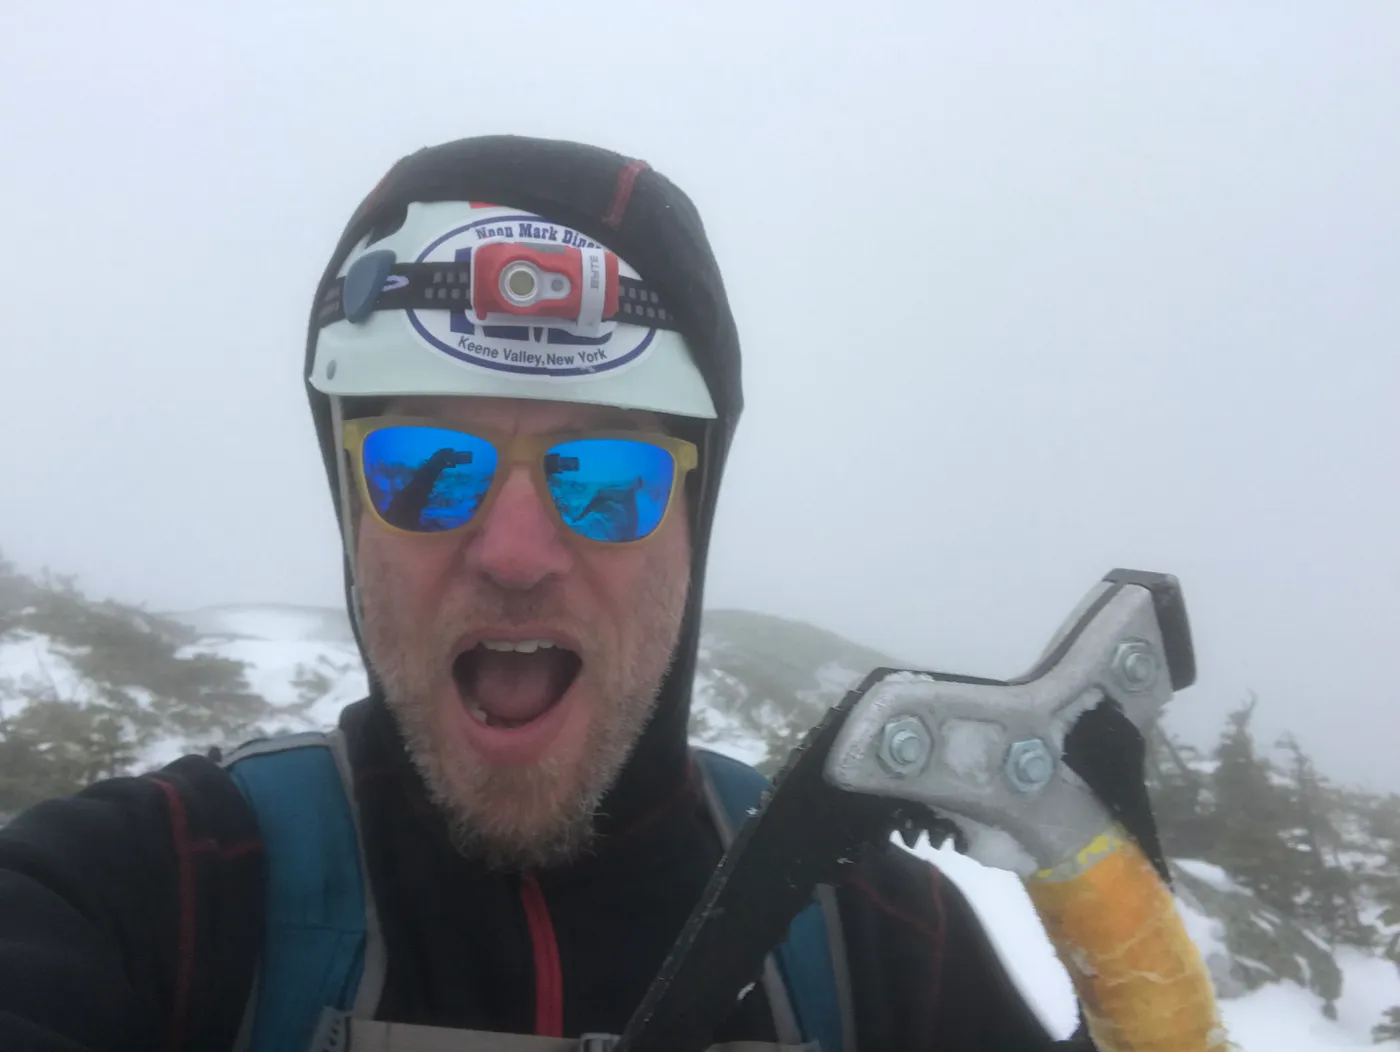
left=358, top=532, right=446, bottom=716
left=629, top=519, right=693, bottom=695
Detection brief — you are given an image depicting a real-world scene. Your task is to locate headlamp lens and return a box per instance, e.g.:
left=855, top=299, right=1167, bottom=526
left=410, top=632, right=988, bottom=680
left=504, top=264, right=538, bottom=302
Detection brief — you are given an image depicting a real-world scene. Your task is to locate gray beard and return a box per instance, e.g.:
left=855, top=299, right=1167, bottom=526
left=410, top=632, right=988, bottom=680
left=394, top=670, right=669, bottom=871
left=358, top=564, right=689, bottom=872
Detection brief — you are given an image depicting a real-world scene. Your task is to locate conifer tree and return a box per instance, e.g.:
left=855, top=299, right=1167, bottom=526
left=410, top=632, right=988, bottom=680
left=1370, top=798, right=1400, bottom=1041
left=1207, top=695, right=1307, bottom=917
left=1145, top=725, right=1220, bottom=859
left=1275, top=733, right=1363, bottom=944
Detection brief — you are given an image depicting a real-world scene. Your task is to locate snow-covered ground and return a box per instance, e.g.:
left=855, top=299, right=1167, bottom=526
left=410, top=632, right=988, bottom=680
left=0, top=629, right=103, bottom=716
left=6, top=601, right=1397, bottom=1049
left=173, top=603, right=362, bottom=691
left=911, top=837, right=1399, bottom=1048
left=1227, top=950, right=1399, bottom=1050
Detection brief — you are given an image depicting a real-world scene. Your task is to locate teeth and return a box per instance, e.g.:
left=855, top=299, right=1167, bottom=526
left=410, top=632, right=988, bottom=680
left=479, top=639, right=556, bottom=654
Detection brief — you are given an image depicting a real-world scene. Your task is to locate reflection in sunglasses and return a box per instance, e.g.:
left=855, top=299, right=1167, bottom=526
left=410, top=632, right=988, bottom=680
left=383, top=448, right=478, bottom=531
left=569, top=476, right=645, bottom=542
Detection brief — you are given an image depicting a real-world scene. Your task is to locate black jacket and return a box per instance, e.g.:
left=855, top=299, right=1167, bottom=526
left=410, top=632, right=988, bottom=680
left=0, top=691, right=1087, bottom=1052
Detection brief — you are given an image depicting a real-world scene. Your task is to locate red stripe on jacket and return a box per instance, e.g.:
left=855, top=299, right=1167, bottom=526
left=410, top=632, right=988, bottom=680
left=520, top=874, right=565, bottom=1036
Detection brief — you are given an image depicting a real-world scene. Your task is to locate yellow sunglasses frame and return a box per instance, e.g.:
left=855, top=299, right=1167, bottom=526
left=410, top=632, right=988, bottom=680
left=341, top=415, right=699, bottom=546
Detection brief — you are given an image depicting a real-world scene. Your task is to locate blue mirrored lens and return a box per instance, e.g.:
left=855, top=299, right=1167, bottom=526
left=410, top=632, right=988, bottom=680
left=361, top=426, right=498, bottom=532
left=545, top=438, right=676, bottom=542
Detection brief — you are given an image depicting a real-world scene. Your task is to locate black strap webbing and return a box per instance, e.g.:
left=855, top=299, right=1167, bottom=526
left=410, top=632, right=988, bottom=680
left=316, top=263, right=680, bottom=332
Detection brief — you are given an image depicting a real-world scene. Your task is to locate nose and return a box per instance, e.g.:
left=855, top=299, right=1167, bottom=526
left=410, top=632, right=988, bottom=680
left=464, top=465, right=572, bottom=589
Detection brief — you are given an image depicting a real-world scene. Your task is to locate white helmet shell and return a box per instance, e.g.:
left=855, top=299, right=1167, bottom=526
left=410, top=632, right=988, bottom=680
left=309, top=202, right=717, bottom=420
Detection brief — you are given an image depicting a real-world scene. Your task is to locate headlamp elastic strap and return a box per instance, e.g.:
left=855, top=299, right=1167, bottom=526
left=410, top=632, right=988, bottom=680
left=320, top=256, right=678, bottom=332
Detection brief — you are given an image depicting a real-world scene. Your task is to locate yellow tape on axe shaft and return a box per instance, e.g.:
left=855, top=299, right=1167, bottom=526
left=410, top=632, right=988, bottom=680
left=1023, top=827, right=1232, bottom=1052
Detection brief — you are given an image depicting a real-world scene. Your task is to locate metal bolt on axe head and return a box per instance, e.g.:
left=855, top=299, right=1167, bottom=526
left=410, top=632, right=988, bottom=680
left=825, top=569, right=1194, bottom=869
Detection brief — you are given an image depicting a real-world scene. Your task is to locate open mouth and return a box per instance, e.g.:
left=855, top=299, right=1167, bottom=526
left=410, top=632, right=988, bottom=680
left=452, top=638, right=583, bottom=730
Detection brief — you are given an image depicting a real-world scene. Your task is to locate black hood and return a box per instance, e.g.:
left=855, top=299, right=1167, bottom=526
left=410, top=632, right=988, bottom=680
left=303, top=135, right=743, bottom=835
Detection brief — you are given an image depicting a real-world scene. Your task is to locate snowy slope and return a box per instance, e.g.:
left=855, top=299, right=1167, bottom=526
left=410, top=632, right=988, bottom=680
left=6, top=600, right=1393, bottom=1049
left=0, top=629, right=101, bottom=712
left=914, top=832, right=1398, bottom=1047
left=171, top=603, right=366, bottom=716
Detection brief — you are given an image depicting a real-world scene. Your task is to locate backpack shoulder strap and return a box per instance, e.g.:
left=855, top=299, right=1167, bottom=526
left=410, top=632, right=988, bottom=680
left=224, top=729, right=386, bottom=1052
left=693, top=749, right=855, bottom=1052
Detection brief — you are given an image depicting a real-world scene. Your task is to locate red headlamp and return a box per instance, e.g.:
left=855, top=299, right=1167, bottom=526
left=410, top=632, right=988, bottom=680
left=471, top=243, right=621, bottom=330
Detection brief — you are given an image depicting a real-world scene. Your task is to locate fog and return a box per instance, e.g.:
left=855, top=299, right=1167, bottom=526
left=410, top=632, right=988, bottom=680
left=2, top=3, right=1397, bottom=788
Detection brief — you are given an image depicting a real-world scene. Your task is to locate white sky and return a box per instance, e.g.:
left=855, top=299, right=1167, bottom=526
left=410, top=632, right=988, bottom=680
left=2, top=2, right=1397, bottom=789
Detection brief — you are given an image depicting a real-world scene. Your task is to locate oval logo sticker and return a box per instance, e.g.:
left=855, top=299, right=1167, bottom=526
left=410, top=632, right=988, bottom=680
left=405, top=212, right=656, bottom=380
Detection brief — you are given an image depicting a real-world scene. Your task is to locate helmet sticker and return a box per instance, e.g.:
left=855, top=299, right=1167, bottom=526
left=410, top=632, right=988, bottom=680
left=405, top=214, right=656, bottom=380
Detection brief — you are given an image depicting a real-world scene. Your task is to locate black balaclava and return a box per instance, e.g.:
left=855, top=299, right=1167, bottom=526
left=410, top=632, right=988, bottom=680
left=303, top=136, right=744, bottom=834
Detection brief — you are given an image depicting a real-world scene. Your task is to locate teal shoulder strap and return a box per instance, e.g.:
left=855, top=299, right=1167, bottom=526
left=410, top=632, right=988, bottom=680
left=225, top=734, right=849, bottom=1052
left=225, top=730, right=381, bottom=1052
left=693, top=749, right=854, bottom=1052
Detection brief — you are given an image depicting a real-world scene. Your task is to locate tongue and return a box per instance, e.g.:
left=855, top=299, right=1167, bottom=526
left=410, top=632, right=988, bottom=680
left=466, top=649, right=566, bottom=724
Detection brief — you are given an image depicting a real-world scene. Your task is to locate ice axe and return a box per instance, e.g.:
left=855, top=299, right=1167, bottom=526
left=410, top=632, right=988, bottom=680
left=616, top=569, right=1229, bottom=1052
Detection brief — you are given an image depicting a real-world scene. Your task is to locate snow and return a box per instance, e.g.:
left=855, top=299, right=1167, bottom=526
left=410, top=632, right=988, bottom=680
left=302, top=662, right=373, bottom=726
left=179, top=636, right=365, bottom=709
left=956, top=818, right=1040, bottom=877
left=1224, top=983, right=1361, bottom=1050
left=1175, top=858, right=1249, bottom=894
left=940, top=717, right=1003, bottom=788
left=1226, top=950, right=1400, bottom=1050
left=1332, top=949, right=1400, bottom=1045
left=1300, top=926, right=1336, bottom=954
left=170, top=605, right=369, bottom=728
left=1047, top=686, right=1110, bottom=750
left=901, top=836, right=1398, bottom=1050
left=688, top=696, right=770, bottom=768
left=0, top=630, right=101, bottom=715
left=794, top=660, right=864, bottom=708
left=907, top=834, right=1080, bottom=1039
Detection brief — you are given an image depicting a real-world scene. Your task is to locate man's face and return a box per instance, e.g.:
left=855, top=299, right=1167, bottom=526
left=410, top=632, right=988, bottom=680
left=354, top=395, right=693, bottom=870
